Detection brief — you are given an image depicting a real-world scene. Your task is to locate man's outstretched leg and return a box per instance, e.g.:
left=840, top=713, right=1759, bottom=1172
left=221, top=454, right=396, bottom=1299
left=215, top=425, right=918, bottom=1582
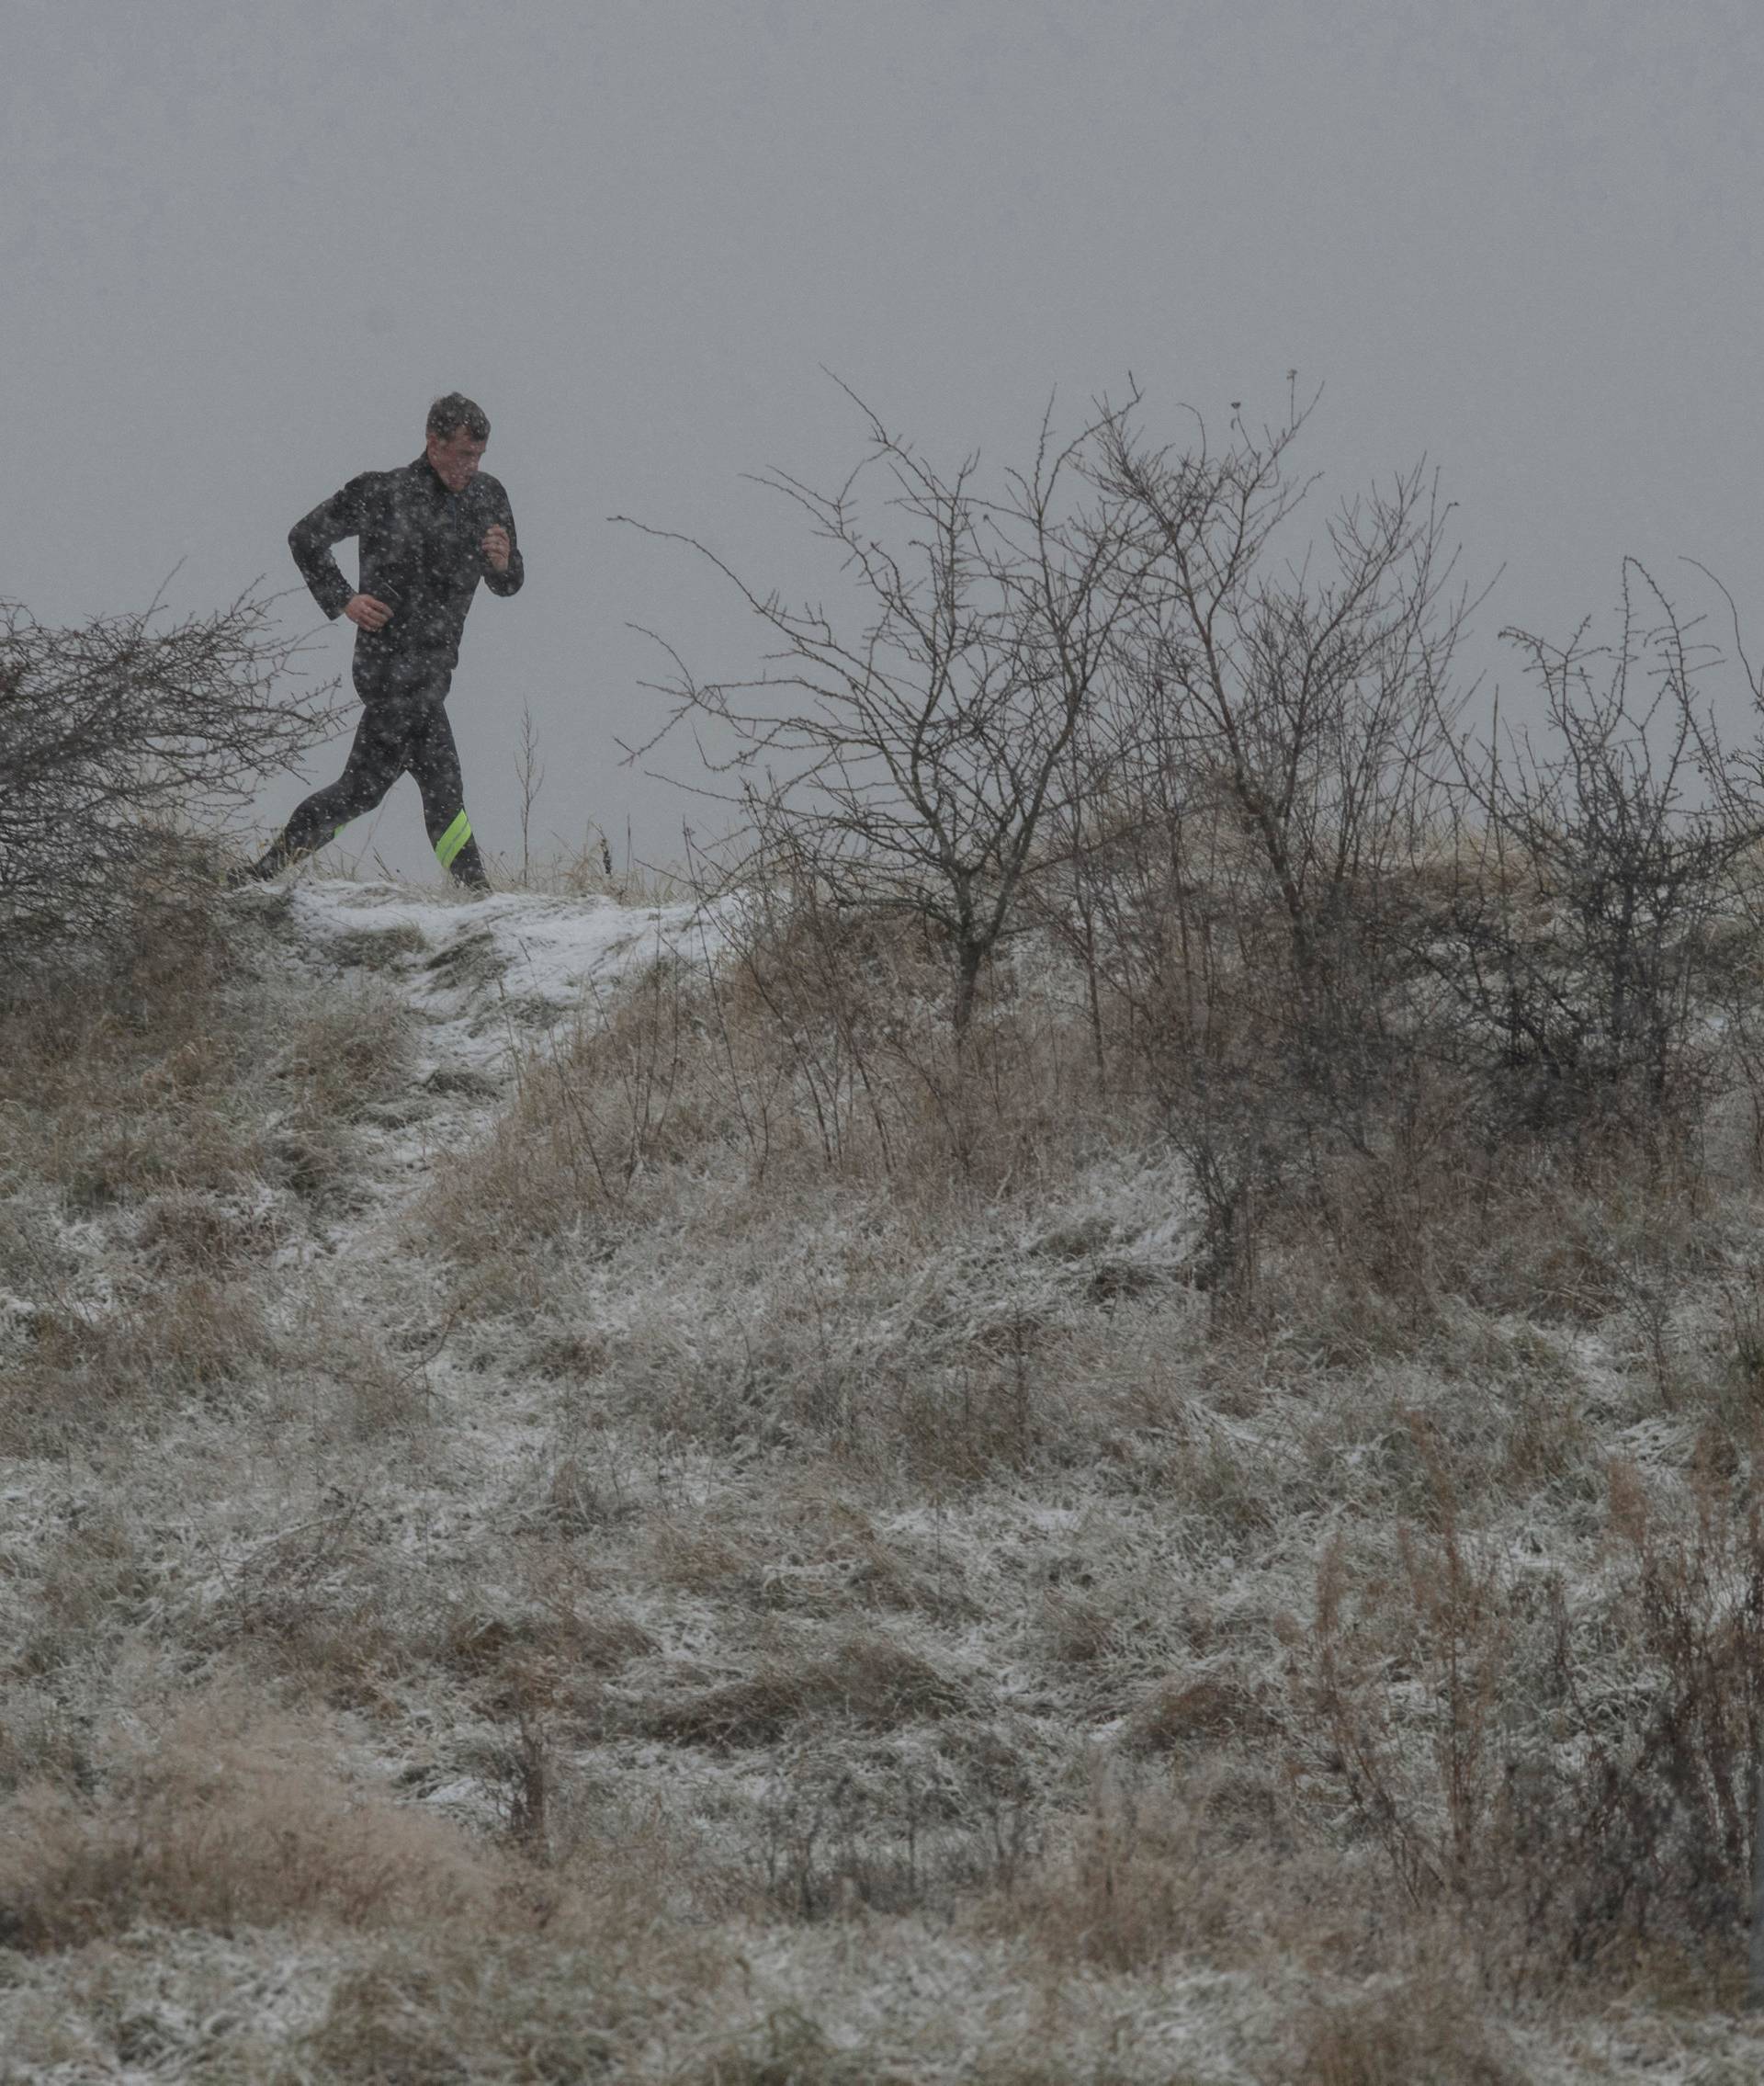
left=407, top=700, right=491, bottom=890
left=235, top=699, right=413, bottom=882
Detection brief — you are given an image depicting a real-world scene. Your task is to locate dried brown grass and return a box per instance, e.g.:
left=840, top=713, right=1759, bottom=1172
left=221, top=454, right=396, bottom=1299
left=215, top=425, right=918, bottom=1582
left=0, top=1694, right=502, bottom=1950
left=1286, top=1963, right=1525, bottom=2086
left=0, top=873, right=407, bottom=1236
left=4, top=1276, right=280, bottom=1455
left=1293, top=1447, right=1764, bottom=2001
left=422, top=906, right=1125, bottom=1283
left=977, top=1774, right=1346, bottom=1982
left=639, top=1630, right=973, bottom=1750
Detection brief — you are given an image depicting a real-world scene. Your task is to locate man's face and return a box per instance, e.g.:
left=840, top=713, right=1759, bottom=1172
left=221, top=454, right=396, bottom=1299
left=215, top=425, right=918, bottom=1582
left=425, top=426, right=487, bottom=493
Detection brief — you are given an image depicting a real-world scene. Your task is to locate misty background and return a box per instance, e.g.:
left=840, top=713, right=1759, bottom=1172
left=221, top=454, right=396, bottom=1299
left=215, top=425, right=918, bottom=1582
left=6, top=0, right=1763, bottom=881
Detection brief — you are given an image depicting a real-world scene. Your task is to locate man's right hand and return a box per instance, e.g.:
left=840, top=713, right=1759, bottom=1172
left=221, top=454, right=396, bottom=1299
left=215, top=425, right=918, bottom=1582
left=344, top=594, right=394, bottom=630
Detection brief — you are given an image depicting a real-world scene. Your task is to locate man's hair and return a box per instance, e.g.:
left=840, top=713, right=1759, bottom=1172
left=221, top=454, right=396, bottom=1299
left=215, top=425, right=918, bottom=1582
left=426, top=392, right=491, bottom=444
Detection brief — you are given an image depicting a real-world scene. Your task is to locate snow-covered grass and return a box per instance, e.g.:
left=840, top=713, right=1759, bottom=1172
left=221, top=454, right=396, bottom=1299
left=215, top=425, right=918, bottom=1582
left=4, top=867, right=1764, bottom=2080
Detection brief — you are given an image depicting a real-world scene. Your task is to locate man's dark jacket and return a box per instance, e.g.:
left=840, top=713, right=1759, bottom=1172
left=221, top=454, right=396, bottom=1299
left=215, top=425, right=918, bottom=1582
left=288, top=456, right=524, bottom=695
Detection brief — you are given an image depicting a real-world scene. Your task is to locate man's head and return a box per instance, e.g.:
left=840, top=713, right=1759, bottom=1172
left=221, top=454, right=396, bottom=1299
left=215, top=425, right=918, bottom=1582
left=424, top=393, right=491, bottom=493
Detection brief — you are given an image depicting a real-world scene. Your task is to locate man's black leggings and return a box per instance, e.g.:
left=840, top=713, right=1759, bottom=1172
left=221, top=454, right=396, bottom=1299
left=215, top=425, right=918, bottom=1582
left=266, top=675, right=488, bottom=888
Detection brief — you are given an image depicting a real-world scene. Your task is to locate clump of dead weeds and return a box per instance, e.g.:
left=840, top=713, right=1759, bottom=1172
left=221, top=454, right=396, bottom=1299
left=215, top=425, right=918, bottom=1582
left=638, top=1630, right=973, bottom=1750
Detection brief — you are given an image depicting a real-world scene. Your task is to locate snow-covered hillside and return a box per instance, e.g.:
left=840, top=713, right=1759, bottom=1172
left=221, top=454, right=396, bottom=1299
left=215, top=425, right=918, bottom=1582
left=2, top=874, right=1761, bottom=2081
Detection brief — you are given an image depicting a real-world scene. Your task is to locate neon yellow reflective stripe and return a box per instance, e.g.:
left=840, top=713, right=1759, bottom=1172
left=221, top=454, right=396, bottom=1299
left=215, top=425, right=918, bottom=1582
left=435, top=810, right=472, bottom=868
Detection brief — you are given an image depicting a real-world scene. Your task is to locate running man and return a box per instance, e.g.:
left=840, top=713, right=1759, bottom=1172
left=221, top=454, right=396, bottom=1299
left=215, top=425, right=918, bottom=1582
left=240, top=392, right=524, bottom=889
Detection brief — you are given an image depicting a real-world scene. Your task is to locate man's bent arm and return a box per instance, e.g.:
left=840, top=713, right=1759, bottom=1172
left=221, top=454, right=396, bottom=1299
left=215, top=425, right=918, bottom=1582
left=288, top=475, right=371, bottom=620
left=482, top=488, right=525, bottom=598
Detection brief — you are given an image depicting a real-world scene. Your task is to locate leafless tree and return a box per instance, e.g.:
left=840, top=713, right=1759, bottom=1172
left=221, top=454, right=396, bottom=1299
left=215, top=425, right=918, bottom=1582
left=1086, top=393, right=1473, bottom=1082
left=618, top=390, right=1148, bottom=1032
left=1431, top=561, right=1762, bottom=1116
left=967, top=395, right=1471, bottom=1301
left=0, top=588, right=343, bottom=960
left=513, top=700, right=547, bottom=884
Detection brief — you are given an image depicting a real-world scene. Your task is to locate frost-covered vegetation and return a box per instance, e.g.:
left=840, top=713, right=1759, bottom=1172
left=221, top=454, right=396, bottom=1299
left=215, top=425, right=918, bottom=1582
left=3, top=831, right=1764, bottom=2081
left=12, top=397, right=1764, bottom=2077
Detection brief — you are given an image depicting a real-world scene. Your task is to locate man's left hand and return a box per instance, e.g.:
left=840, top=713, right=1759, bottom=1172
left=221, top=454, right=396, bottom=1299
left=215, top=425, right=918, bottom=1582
left=481, top=525, right=512, bottom=573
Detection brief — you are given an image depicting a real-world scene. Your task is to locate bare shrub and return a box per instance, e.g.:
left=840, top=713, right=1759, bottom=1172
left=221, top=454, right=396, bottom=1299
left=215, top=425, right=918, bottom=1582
left=1430, top=561, right=1763, bottom=1125
left=614, top=399, right=1764, bottom=1361
left=717, top=1721, right=1042, bottom=1923
left=1108, top=974, right=1744, bottom=1457
left=624, top=389, right=1148, bottom=1033
left=0, top=590, right=342, bottom=956
left=924, top=395, right=1469, bottom=1311
left=1083, top=391, right=1466, bottom=1085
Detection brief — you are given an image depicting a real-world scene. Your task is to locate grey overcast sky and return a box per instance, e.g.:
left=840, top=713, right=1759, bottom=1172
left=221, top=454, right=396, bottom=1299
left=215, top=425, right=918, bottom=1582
left=6, top=0, right=1764, bottom=878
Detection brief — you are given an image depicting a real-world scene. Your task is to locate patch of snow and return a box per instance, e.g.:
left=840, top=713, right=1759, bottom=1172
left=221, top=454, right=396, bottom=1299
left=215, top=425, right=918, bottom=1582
left=274, top=877, right=729, bottom=1074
